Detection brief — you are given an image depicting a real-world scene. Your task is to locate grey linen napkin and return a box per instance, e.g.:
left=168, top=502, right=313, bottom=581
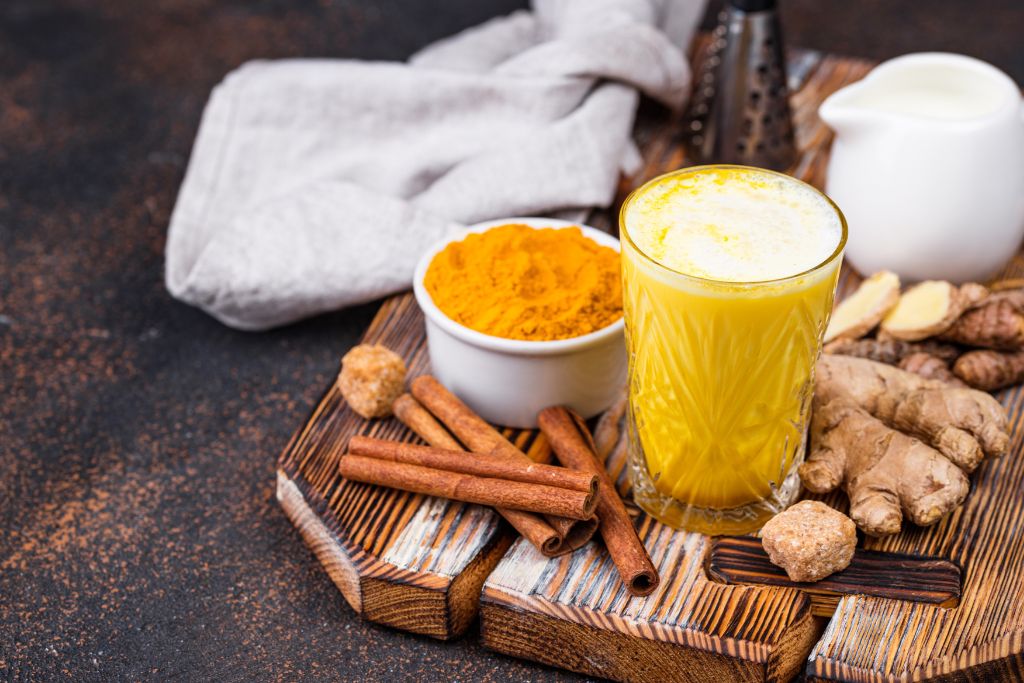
left=165, top=0, right=704, bottom=330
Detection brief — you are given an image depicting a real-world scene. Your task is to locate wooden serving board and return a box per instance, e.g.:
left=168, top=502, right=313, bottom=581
left=277, top=295, right=537, bottom=639
left=278, top=45, right=1024, bottom=682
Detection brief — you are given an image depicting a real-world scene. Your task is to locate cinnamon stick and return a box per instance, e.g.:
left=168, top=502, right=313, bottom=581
left=339, top=455, right=597, bottom=520
left=410, top=376, right=598, bottom=554
left=349, top=436, right=598, bottom=495
left=593, top=393, right=627, bottom=461
left=538, top=406, right=659, bottom=597
left=410, top=376, right=536, bottom=461
left=392, top=390, right=565, bottom=556
left=392, top=394, right=461, bottom=450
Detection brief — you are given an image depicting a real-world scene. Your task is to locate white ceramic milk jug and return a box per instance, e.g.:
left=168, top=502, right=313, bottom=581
left=819, top=53, right=1024, bottom=282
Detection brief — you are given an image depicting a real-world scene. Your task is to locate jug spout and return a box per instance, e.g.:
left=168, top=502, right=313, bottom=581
left=821, top=53, right=1024, bottom=136
left=818, top=85, right=878, bottom=137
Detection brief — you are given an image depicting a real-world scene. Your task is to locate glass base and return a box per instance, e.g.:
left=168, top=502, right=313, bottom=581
left=626, top=413, right=804, bottom=536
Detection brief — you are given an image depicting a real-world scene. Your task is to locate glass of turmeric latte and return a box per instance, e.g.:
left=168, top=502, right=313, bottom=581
left=620, top=166, right=847, bottom=535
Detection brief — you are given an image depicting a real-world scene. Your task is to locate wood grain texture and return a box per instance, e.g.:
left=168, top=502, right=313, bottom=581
left=707, top=536, right=961, bottom=617
left=480, top=410, right=819, bottom=683
left=277, top=295, right=537, bottom=639
left=480, top=599, right=816, bottom=683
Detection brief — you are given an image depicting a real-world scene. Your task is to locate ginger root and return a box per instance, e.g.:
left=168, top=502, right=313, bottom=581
left=898, top=352, right=966, bottom=387
left=954, top=349, right=1024, bottom=391
left=804, top=399, right=970, bottom=536
left=824, top=271, right=900, bottom=342
left=880, top=281, right=988, bottom=341
left=803, top=355, right=1010, bottom=535
left=824, top=337, right=961, bottom=365
left=815, top=355, right=1009, bottom=472
left=984, top=287, right=1024, bottom=310
left=940, top=298, right=1024, bottom=350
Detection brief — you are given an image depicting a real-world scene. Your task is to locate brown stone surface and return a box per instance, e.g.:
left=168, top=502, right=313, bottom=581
left=0, top=0, right=1019, bottom=680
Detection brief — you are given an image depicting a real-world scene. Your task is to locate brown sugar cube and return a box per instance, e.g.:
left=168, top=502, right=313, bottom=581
left=338, top=344, right=407, bottom=419
left=761, top=500, right=857, bottom=582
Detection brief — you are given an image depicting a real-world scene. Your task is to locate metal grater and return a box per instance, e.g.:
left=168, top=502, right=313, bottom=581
left=684, top=0, right=796, bottom=170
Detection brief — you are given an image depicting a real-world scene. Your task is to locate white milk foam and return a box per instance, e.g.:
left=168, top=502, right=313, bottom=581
left=624, top=168, right=843, bottom=282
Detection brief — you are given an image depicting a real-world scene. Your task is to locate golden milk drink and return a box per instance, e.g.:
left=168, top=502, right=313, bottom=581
left=620, top=166, right=846, bottom=534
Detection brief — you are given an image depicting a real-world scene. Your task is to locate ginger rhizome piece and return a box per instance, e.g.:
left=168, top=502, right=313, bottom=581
left=338, top=344, right=407, bottom=419
left=824, top=270, right=900, bottom=343
left=954, top=349, right=1024, bottom=391
left=941, top=298, right=1024, bottom=350
left=805, top=399, right=970, bottom=536
left=986, top=287, right=1024, bottom=309
left=824, top=274, right=1024, bottom=392
left=761, top=500, right=857, bottom=582
left=802, top=355, right=1009, bottom=536
left=824, top=337, right=960, bottom=365
left=898, top=352, right=965, bottom=387
left=880, top=281, right=988, bottom=341
left=815, top=354, right=1009, bottom=471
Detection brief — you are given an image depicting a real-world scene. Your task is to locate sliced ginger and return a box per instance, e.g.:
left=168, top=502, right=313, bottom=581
left=823, top=271, right=900, bottom=343
left=880, top=281, right=988, bottom=341
left=803, top=355, right=1009, bottom=536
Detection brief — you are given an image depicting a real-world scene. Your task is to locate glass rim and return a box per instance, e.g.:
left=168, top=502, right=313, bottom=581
left=618, top=164, right=849, bottom=287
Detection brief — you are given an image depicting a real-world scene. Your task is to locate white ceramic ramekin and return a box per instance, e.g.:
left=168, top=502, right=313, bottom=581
left=412, top=217, right=627, bottom=429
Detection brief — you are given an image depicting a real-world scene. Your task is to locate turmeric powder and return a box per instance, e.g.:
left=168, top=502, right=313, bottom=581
left=424, top=224, right=622, bottom=341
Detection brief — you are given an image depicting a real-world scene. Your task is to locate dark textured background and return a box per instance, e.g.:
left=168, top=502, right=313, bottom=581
left=1, top=1, right=1021, bottom=681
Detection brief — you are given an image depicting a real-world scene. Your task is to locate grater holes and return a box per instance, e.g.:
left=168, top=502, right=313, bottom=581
left=714, top=11, right=728, bottom=32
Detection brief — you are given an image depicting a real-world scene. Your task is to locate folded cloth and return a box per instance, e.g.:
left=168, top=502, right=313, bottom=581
left=165, top=0, right=704, bottom=330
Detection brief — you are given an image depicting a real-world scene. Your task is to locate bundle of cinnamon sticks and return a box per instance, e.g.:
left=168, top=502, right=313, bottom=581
left=342, top=436, right=598, bottom=521
left=338, top=375, right=659, bottom=597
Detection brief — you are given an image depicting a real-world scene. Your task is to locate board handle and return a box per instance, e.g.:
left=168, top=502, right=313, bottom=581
left=706, top=536, right=961, bottom=617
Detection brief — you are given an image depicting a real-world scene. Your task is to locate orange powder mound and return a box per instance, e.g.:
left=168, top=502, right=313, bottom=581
left=423, top=224, right=623, bottom=341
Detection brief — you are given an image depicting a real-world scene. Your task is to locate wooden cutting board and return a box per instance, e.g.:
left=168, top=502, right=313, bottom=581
left=277, top=47, right=1024, bottom=682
